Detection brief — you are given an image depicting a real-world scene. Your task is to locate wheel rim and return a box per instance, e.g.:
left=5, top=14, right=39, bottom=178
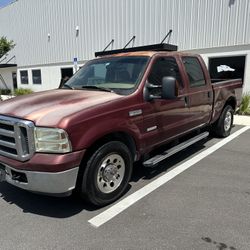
left=97, top=153, right=125, bottom=194
left=224, top=111, right=232, bottom=131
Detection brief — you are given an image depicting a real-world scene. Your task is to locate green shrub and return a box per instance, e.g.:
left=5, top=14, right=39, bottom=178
left=0, top=89, right=12, bottom=95
left=14, top=88, right=33, bottom=96
left=238, top=93, right=250, bottom=115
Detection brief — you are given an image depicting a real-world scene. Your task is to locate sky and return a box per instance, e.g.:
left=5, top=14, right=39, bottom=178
left=0, top=0, right=14, bottom=8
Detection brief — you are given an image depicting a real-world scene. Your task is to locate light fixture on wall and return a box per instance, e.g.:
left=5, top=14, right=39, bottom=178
left=229, top=0, right=235, bottom=7
left=48, top=33, right=51, bottom=42
left=76, top=26, right=79, bottom=37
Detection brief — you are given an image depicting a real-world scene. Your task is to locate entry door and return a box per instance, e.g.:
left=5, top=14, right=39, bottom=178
left=143, top=56, right=191, bottom=150
left=12, top=72, right=17, bottom=89
left=61, top=67, right=73, bottom=79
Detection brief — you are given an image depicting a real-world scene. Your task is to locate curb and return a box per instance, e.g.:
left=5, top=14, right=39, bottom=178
left=234, top=115, right=250, bottom=126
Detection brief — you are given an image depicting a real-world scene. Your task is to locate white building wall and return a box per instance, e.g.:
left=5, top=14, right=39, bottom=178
left=1, top=0, right=250, bottom=92
left=0, top=0, right=250, bottom=67
left=17, top=62, right=85, bottom=91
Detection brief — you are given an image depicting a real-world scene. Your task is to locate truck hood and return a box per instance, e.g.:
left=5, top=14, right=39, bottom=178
left=0, top=89, right=123, bottom=126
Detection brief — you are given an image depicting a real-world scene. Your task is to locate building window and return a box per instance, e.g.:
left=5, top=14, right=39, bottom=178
left=182, top=57, right=206, bottom=88
left=20, top=70, right=29, bottom=84
left=32, top=69, right=42, bottom=84
left=209, top=56, right=246, bottom=81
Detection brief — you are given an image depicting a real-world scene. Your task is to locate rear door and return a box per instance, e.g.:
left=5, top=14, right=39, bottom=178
left=181, top=56, right=213, bottom=128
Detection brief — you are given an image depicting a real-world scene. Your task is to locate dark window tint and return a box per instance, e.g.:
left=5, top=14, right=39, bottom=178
left=20, top=70, right=28, bottom=84
left=32, top=69, right=42, bottom=84
left=148, top=57, right=182, bottom=96
left=148, top=57, right=182, bottom=86
left=182, top=57, right=206, bottom=87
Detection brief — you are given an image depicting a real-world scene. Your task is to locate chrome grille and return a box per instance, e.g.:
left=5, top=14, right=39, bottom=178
left=0, top=115, right=35, bottom=161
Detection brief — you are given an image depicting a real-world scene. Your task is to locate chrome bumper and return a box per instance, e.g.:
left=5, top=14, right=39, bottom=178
left=0, top=164, right=79, bottom=196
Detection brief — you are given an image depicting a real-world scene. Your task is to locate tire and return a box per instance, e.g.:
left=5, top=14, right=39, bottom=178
left=212, top=105, right=234, bottom=138
left=80, top=141, right=133, bottom=206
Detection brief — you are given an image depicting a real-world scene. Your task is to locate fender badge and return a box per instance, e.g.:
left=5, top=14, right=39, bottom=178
left=129, top=109, right=143, bottom=117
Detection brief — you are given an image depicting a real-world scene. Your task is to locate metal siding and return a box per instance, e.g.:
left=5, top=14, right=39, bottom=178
left=0, top=0, right=249, bottom=67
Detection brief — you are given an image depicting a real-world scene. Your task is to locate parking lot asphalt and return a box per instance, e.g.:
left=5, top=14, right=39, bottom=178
left=0, top=125, right=249, bottom=250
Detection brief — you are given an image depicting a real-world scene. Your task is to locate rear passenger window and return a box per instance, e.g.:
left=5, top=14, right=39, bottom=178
left=182, top=57, right=206, bottom=87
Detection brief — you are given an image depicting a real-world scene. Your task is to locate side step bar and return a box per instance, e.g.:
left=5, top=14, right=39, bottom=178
left=143, top=132, right=209, bottom=167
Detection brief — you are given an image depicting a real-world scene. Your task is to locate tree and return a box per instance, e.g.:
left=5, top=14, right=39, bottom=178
left=0, top=36, right=15, bottom=58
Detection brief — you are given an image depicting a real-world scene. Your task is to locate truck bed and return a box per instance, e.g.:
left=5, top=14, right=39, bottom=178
left=211, top=78, right=243, bottom=124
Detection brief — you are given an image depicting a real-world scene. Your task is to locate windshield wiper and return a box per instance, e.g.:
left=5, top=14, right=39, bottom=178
left=81, top=85, right=113, bottom=93
left=62, top=84, right=74, bottom=89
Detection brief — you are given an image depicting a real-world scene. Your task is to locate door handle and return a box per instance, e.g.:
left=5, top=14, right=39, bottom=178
left=184, top=96, right=189, bottom=107
left=180, top=96, right=189, bottom=107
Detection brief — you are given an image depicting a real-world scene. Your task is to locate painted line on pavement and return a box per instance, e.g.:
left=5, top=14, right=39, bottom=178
left=88, top=126, right=250, bottom=228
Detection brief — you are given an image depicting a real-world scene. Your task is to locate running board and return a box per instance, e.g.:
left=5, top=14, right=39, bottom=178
left=143, top=132, right=209, bottom=167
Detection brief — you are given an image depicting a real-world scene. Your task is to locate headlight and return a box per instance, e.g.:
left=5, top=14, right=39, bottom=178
left=34, top=127, right=72, bottom=153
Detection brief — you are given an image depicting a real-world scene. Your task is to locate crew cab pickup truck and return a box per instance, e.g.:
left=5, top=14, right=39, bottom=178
left=0, top=44, right=242, bottom=206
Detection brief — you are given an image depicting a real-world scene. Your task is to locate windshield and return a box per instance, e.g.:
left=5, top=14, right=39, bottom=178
left=64, top=56, right=149, bottom=95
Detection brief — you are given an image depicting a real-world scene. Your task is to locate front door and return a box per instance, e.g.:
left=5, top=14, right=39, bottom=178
left=143, top=56, right=191, bottom=150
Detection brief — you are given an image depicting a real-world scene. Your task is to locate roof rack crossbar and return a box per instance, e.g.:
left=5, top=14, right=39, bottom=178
left=123, top=36, right=136, bottom=49
left=95, top=43, right=178, bottom=57
left=161, top=29, right=173, bottom=44
left=103, top=39, right=114, bottom=52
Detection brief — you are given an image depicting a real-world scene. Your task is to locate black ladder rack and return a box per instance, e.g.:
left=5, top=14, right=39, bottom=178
left=95, top=43, right=178, bottom=57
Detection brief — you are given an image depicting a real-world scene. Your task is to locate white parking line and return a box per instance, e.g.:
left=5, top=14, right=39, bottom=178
left=88, top=126, right=250, bottom=228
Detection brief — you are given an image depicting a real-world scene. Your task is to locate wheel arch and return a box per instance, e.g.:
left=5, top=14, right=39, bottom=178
left=80, top=131, right=138, bottom=168
left=224, top=96, right=237, bottom=111
left=75, top=131, right=137, bottom=197
left=211, top=95, right=237, bottom=125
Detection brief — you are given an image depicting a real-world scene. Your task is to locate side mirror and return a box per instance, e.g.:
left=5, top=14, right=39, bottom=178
left=162, top=76, right=178, bottom=99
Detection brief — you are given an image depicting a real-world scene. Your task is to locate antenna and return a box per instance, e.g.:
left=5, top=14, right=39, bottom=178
left=103, top=39, right=114, bottom=51
left=123, top=36, right=136, bottom=49
left=161, top=29, right=173, bottom=44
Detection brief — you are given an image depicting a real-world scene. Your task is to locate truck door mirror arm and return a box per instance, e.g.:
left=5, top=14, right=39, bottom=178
left=143, top=82, right=162, bottom=101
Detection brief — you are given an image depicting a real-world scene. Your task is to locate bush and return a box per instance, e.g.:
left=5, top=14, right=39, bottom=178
left=14, top=88, right=33, bottom=96
left=0, top=89, right=12, bottom=95
left=237, top=93, right=250, bottom=115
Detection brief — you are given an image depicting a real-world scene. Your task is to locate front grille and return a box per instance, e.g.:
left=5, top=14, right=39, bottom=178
left=0, top=115, right=35, bottom=161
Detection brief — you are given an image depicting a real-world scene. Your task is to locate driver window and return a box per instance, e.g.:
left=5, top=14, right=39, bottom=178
left=148, top=57, right=182, bottom=96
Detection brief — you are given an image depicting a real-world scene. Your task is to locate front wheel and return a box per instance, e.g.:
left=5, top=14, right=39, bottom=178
left=212, top=105, right=234, bottom=138
left=80, top=141, right=133, bottom=206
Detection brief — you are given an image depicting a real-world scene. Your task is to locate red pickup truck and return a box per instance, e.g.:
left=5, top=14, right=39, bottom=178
left=0, top=44, right=242, bottom=206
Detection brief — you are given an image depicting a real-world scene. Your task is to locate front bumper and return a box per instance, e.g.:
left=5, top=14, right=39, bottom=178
left=1, top=163, right=79, bottom=196
left=0, top=150, right=86, bottom=196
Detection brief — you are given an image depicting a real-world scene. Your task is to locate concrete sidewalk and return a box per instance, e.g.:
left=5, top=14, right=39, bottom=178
left=234, top=115, right=250, bottom=126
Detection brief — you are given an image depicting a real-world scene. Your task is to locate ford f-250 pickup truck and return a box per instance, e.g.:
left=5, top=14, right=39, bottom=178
left=0, top=44, right=242, bottom=206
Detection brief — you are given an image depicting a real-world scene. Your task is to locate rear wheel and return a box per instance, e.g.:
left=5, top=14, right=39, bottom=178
left=212, top=105, right=234, bottom=138
left=80, top=141, right=133, bottom=206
